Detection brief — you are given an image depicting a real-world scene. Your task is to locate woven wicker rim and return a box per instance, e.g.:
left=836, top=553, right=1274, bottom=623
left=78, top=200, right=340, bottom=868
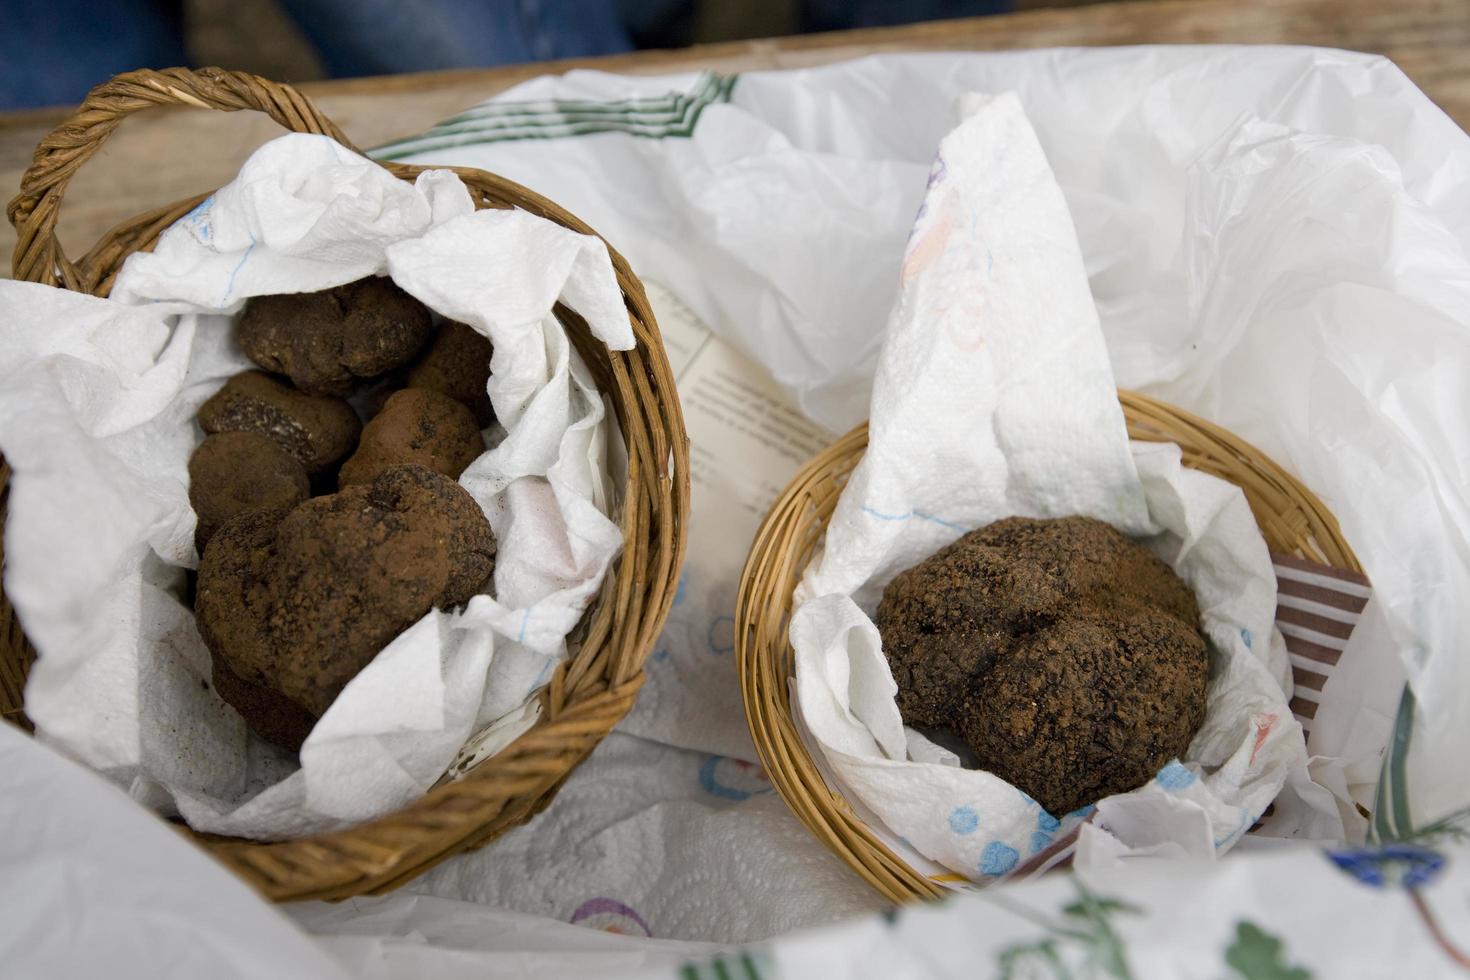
left=735, top=391, right=1361, bottom=904
left=0, top=67, right=690, bottom=901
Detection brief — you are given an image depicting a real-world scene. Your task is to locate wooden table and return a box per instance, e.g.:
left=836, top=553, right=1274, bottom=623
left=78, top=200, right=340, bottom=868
left=3, top=0, right=1467, bottom=275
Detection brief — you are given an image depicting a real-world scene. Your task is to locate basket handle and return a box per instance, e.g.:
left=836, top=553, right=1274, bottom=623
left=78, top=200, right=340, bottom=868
left=7, top=66, right=358, bottom=291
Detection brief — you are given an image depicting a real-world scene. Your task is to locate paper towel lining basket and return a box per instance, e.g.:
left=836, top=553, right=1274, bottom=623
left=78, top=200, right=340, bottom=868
left=735, top=391, right=1360, bottom=904
left=0, top=67, right=690, bottom=901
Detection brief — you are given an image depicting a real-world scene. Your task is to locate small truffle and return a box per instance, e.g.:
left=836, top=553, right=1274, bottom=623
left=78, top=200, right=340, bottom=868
left=876, top=516, right=1207, bottom=816
left=406, top=320, right=495, bottom=426
left=338, top=388, right=484, bottom=488
left=188, top=431, right=309, bottom=552
left=238, top=277, right=434, bottom=396
left=210, top=652, right=317, bottom=752
left=195, top=466, right=496, bottom=726
left=197, top=371, right=361, bottom=475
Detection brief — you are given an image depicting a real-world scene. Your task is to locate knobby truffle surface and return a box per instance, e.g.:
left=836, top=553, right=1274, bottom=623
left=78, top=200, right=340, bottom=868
left=197, top=370, right=361, bottom=475
left=876, top=515, right=1207, bottom=815
left=196, top=465, right=497, bottom=747
left=406, top=319, right=495, bottom=427
left=338, top=388, right=484, bottom=488
left=237, top=276, right=433, bottom=396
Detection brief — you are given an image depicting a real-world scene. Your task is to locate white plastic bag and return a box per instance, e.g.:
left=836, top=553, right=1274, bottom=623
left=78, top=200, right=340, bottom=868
left=391, top=47, right=1470, bottom=846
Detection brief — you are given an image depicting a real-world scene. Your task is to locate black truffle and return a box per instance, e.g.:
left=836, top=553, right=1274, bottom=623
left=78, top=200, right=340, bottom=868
left=237, top=277, right=434, bottom=396
left=338, top=388, right=484, bottom=488
left=876, top=515, right=1207, bottom=815
left=187, top=431, right=309, bottom=552
left=406, top=320, right=495, bottom=427
left=197, top=370, right=361, bottom=476
left=195, top=465, right=496, bottom=748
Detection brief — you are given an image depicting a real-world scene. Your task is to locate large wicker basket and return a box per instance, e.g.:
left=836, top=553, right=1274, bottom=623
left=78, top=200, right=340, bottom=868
left=736, top=391, right=1361, bottom=904
left=1, top=67, right=689, bottom=901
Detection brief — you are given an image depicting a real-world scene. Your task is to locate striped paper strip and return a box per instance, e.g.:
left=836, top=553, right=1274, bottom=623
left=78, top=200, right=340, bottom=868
left=368, top=73, right=738, bottom=160
left=1272, top=553, right=1371, bottom=735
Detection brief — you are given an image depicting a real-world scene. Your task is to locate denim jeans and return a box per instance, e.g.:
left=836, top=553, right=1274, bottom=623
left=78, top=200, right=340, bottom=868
left=0, top=0, right=1013, bottom=110
left=1, top=0, right=186, bottom=110
left=276, top=0, right=636, bottom=77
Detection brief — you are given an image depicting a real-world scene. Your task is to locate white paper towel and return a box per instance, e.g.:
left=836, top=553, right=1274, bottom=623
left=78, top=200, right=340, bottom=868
left=789, top=92, right=1318, bottom=882
left=408, top=732, right=885, bottom=944
left=0, top=132, right=633, bottom=839
left=0, top=720, right=355, bottom=980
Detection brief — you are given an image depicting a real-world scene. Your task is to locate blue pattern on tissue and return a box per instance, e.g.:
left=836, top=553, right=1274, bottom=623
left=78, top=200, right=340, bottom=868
left=980, top=841, right=1019, bottom=876
left=707, top=615, right=735, bottom=654
left=1155, top=760, right=1197, bottom=790
left=221, top=235, right=257, bottom=305
left=860, top=505, right=969, bottom=533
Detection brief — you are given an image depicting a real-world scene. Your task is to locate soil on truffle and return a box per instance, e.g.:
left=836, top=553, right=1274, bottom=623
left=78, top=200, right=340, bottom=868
left=188, top=431, right=310, bottom=552
left=406, top=320, right=495, bottom=426
left=197, top=371, right=361, bottom=475
left=875, top=515, right=1207, bottom=816
left=195, top=465, right=497, bottom=738
left=338, top=388, right=484, bottom=488
left=237, top=276, right=434, bottom=396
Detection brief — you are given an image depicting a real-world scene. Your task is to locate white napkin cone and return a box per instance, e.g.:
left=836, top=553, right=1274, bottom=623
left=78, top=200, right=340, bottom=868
left=791, top=93, right=1325, bottom=881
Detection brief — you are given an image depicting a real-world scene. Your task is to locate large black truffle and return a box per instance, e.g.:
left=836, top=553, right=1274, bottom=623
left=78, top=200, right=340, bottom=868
left=195, top=465, right=496, bottom=750
left=876, top=515, right=1207, bottom=815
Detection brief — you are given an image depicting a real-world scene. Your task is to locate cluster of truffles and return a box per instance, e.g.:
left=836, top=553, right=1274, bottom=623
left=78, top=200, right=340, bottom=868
left=189, top=277, right=498, bottom=752
left=876, top=516, right=1208, bottom=816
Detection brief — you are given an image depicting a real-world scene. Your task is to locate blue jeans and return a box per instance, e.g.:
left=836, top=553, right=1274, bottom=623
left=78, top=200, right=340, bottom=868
left=276, top=0, right=636, bottom=76
left=0, top=0, right=1013, bottom=111
left=0, top=0, right=186, bottom=110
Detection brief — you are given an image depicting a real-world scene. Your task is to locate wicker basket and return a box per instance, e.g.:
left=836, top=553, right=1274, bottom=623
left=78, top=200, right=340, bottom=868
left=1, top=67, right=689, bottom=901
left=736, top=390, right=1361, bottom=904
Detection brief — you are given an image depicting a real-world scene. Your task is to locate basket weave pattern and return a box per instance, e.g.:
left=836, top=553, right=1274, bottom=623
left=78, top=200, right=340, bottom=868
left=1, top=68, right=689, bottom=901
left=736, top=391, right=1360, bottom=904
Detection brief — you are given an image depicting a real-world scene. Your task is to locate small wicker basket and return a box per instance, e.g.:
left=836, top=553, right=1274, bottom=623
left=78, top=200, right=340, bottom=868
left=1, top=67, right=690, bottom=901
left=736, top=390, right=1361, bottom=904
